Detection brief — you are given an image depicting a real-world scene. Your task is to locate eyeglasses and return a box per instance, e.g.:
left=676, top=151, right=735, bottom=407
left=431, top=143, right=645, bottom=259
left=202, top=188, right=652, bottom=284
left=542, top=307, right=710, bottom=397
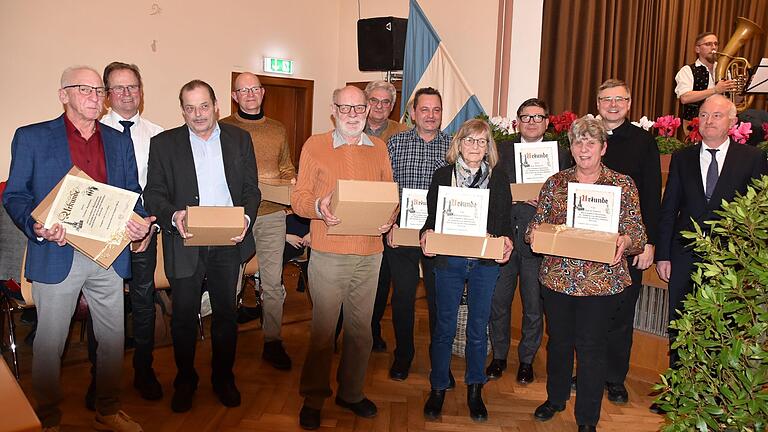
left=699, top=112, right=726, bottom=121
left=461, top=137, right=488, bottom=148
left=697, top=41, right=719, bottom=47
left=519, top=114, right=547, bottom=123
left=597, top=96, right=630, bottom=104
left=235, top=86, right=263, bottom=95
left=109, top=85, right=140, bottom=94
left=368, top=97, right=392, bottom=107
left=334, top=103, right=367, bottom=114
left=63, top=84, right=107, bottom=97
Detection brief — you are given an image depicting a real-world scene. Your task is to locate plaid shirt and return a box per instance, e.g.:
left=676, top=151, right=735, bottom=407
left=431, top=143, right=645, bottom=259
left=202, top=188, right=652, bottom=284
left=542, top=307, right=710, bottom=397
left=387, top=128, right=451, bottom=196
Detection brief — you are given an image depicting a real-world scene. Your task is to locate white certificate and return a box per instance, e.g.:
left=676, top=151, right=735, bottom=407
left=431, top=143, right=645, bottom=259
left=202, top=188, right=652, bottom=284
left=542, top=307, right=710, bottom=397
left=434, top=186, right=489, bottom=237
left=513, top=141, right=560, bottom=183
left=399, top=188, right=429, bottom=229
left=566, top=182, right=621, bottom=233
left=44, top=174, right=140, bottom=242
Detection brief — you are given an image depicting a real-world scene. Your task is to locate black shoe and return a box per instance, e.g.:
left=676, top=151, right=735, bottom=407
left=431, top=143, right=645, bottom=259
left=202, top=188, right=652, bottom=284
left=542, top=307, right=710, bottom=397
left=534, top=400, right=565, bottom=421
left=423, top=390, right=445, bottom=420
left=134, top=369, right=163, bottom=400
left=485, top=359, right=506, bottom=380
left=85, top=382, right=96, bottom=411
left=649, top=402, right=666, bottom=415
left=605, top=381, right=628, bottom=404
left=578, top=425, right=597, bottom=432
left=516, top=362, right=534, bottom=384
left=447, top=370, right=456, bottom=390
left=372, top=336, right=387, bottom=353
left=299, top=405, right=321, bottom=430
left=171, top=383, right=196, bottom=413
left=389, top=359, right=410, bottom=381
left=213, top=381, right=241, bottom=407
left=467, top=384, right=488, bottom=422
left=335, top=396, right=377, bottom=418
left=571, top=375, right=577, bottom=391
left=263, top=340, right=292, bottom=370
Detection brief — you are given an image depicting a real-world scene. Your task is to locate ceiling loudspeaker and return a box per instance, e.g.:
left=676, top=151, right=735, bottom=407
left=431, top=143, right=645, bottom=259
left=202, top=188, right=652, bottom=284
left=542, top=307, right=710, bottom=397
left=357, top=17, right=408, bottom=72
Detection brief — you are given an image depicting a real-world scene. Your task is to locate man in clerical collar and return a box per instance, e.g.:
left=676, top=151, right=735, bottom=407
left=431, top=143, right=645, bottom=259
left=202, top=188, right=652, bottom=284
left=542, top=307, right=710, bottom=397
left=291, top=86, right=395, bottom=430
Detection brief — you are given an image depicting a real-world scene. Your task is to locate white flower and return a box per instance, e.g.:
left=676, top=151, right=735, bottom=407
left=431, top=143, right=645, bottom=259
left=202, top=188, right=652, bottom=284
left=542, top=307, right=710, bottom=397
left=631, top=115, right=654, bottom=131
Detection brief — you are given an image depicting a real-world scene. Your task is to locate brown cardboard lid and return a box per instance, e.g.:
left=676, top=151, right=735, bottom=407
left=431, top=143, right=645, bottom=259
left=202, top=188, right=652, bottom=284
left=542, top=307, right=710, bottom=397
left=336, top=179, right=399, bottom=203
left=185, top=206, right=244, bottom=228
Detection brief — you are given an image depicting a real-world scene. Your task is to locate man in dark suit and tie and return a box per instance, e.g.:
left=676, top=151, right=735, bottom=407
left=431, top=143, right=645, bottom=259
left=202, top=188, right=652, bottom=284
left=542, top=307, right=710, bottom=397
left=487, top=98, right=573, bottom=383
left=143, top=80, right=260, bottom=413
left=3, top=65, right=151, bottom=431
left=656, top=94, right=767, bottom=371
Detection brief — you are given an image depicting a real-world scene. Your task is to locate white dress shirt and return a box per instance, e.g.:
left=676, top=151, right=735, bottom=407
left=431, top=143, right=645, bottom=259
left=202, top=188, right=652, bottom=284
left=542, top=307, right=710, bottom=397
left=674, top=59, right=717, bottom=98
left=100, top=109, right=164, bottom=190
left=699, top=138, right=730, bottom=189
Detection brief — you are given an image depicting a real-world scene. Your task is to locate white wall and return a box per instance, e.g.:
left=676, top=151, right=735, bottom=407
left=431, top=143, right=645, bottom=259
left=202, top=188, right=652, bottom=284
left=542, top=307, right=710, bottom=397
left=337, top=0, right=499, bottom=111
left=506, top=0, right=544, bottom=116
left=0, top=0, right=542, bottom=179
left=0, top=0, right=342, bottom=179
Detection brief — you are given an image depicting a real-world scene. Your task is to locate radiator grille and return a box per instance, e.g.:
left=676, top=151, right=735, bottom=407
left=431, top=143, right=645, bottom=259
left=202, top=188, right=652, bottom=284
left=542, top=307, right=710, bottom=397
left=633, top=284, right=669, bottom=337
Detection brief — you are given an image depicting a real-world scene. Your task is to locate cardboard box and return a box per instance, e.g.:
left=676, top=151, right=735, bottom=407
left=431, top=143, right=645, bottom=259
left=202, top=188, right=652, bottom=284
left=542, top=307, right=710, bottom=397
left=327, top=180, right=399, bottom=236
left=184, top=206, right=245, bottom=246
left=510, top=183, right=543, bottom=202
left=31, top=167, right=144, bottom=269
left=424, top=232, right=505, bottom=260
left=391, top=227, right=421, bottom=247
left=531, top=223, right=618, bottom=264
left=260, top=178, right=294, bottom=205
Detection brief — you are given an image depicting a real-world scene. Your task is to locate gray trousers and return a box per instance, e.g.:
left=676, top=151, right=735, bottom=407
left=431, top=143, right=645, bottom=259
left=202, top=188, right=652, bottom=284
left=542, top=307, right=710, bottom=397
left=32, top=251, right=124, bottom=427
left=253, top=211, right=287, bottom=342
left=299, top=250, right=382, bottom=409
left=488, top=243, right=544, bottom=364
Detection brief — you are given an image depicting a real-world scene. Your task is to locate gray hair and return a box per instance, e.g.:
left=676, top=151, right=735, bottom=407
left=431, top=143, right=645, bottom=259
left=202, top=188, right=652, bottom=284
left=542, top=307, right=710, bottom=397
left=364, top=80, right=396, bottom=105
left=568, top=116, right=607, bottom=145
left=60, top=65, right=101, bottom=88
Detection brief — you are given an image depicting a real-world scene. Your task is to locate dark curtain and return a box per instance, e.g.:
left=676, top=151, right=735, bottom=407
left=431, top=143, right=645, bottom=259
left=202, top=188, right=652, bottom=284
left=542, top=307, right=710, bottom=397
left=537, top=0, right=768, bottom=120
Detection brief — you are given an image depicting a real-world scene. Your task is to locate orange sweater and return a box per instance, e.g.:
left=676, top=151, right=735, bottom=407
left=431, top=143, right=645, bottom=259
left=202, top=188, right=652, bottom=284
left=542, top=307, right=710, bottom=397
left=291, top=131, right=394, bottom=255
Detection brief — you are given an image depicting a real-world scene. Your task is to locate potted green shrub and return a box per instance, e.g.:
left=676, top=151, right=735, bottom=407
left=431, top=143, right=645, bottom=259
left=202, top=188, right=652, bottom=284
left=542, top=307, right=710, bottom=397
left=654, top=175, right=768, bottom=432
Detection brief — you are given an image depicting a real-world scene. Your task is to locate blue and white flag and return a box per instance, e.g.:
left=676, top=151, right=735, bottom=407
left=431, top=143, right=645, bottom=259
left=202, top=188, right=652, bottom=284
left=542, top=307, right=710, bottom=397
left=401, top=0, right=485, bottom=136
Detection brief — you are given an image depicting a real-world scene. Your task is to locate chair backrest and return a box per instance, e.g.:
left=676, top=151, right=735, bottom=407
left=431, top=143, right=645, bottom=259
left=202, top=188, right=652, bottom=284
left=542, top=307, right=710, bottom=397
left=243, top=254, right=259, bottom=276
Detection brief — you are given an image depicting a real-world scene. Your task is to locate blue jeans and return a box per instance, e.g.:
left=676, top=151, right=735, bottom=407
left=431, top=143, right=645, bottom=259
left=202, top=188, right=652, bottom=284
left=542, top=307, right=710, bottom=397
left=430, top=257, right=500, bottom=389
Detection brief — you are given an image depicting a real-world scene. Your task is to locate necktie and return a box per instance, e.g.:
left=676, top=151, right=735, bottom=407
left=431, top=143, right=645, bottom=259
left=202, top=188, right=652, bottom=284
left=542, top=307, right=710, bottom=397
left=119, top=120, right=134, bottom=135
left=705, top=148, right=719, bottom=201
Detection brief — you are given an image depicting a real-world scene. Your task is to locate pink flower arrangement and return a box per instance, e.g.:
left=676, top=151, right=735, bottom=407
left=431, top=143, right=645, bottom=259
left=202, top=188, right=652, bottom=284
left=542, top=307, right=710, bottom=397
left=728, top=121, right=752, bottom=144
left=686, top=118, right=702, bottom=143
left=653, top=115, right=681, bottom=137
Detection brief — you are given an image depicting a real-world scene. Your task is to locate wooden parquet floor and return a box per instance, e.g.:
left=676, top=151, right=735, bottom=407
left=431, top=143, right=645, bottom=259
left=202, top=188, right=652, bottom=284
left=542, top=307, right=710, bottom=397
left=6, top=267, right=666, bottom=432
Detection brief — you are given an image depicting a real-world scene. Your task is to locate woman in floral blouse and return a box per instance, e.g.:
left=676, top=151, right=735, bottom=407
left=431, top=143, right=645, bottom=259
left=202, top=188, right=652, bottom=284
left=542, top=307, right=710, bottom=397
left=526, top=116, right=646, bottom=432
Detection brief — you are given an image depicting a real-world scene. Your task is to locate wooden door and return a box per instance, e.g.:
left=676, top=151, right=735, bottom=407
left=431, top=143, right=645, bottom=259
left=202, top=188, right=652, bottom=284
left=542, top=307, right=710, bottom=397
left=230, top=73, right=314, bottom=168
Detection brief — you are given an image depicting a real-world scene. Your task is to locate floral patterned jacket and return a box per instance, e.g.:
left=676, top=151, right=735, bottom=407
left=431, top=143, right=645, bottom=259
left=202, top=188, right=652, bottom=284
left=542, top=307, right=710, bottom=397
left=525, top=164, right=647, bottom=296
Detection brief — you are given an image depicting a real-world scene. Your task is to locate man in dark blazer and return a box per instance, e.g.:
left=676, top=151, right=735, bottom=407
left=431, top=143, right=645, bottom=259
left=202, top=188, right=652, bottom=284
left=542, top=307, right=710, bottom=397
left=487, top=98, right=573, bottom=383
left=3, top=66, right=151, bottom=431
left=656, top=94, right=767, bottom=370
left=143, top=80, right=259, bottom=413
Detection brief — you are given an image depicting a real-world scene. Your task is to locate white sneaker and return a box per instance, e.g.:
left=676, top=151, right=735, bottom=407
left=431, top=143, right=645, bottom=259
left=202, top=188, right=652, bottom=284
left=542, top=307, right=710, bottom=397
left=93, top=410, right=143, bottom=432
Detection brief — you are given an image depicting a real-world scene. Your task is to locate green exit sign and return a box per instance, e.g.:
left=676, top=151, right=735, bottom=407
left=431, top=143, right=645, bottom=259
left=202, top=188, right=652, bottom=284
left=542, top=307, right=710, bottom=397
left=263, top=57, right=294, bottom=75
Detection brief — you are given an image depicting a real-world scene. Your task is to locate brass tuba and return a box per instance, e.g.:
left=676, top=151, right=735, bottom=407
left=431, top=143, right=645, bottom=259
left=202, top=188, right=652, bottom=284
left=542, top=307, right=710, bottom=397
left=714, top=17, right=764, bottom=112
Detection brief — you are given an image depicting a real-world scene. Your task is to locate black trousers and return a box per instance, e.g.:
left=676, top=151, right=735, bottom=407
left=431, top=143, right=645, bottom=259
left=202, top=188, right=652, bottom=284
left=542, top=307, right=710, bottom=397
left=170, top=246, right=241, bottom=389
left=666, top=249, right=697, bottom=368
left=604, top=259, right=642, bottom=384
left=129, top=232, right=159, bottom=372
left=542, top=287, right=621, bottom=427
left=371, top=236, right=391, bottom=341
left=385, top=243, right=436, bottom=364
